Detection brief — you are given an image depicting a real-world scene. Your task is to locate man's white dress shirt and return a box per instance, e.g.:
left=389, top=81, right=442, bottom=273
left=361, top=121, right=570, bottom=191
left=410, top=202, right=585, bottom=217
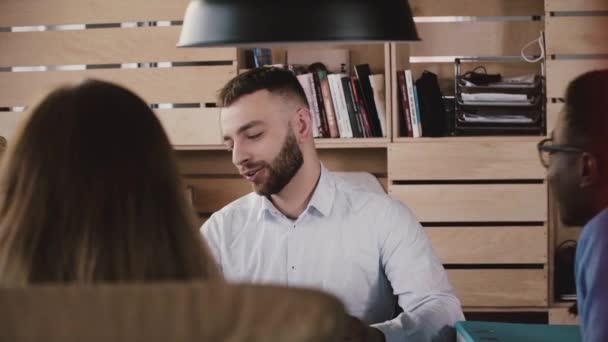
left=203, top=165, right=464, bottom=342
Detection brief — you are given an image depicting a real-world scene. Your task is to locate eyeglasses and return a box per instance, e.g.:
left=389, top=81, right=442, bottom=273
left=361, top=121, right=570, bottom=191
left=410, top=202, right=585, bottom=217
left=537, top=138, right=586, bottom=168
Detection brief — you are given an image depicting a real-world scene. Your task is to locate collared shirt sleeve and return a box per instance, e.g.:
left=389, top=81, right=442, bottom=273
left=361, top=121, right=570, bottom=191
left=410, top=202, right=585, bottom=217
left=371, top=200, right=464, bottom=342
left=575, top=214, right=608, bottom=342
left=201, top=212, right=224, bottom=273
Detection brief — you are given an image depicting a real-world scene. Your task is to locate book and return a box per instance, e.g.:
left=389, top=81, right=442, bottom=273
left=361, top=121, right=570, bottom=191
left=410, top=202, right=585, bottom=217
left=296, top=73, right=321, bottom=138
left=341, top=76, right=363, bottom=138
left=252, top=48, right=272, bottom=68
left=368, top=74, right=386, bottom=137
left=328, top=74, right=353, bottom=138
left=354, top=64, right=382, bottom=137
left=455, top=321, right=581, bottom=342
left=413, top=85, right=422, bottom=137
left=319, top=71, right=340, bottom=138
left=312, top=71, right=329, bottom=137
left=397, top=71, right=413, bottom=137
left=351, top=77, right=373, bottom=138
left=404, top=69, right=421, bottom=138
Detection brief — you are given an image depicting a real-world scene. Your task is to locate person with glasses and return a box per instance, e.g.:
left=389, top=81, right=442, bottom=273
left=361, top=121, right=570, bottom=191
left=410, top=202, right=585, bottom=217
left=538, top=70, right=608, bottom=342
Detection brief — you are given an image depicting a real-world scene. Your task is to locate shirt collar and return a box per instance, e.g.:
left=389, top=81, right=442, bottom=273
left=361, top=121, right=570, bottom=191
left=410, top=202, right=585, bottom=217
left=256, top=163, right=336, bottom=220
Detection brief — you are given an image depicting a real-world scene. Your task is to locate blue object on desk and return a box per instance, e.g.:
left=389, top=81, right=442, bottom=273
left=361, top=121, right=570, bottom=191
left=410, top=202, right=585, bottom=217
left=456, top=321, right=581, bottom=342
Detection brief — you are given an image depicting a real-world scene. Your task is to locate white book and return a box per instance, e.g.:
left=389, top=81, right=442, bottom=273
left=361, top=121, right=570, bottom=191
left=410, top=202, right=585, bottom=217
left=328, top=74, right=353, bottom=138
left=296, top=73, right=321, bottom=138
left=334, top=74, right=354, bottom=138
left=405, top=70, right=421, bottom=138
left=368, top=74, right=387, bottom=137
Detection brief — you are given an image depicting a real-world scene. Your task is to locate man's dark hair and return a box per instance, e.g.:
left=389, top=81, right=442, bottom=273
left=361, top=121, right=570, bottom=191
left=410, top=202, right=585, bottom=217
left=218, top=67, right=308, bottom=107
left=564, top=69, right=608, bottom=148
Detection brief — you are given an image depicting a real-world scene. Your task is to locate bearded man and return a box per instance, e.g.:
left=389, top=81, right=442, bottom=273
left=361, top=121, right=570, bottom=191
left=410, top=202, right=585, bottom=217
left=202, top=67, right=463, bottom=342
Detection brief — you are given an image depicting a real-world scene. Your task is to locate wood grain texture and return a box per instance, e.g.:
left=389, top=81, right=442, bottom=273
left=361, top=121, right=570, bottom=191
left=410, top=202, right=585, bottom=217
left=545, top=0, right=608, bottom=12
left=0, top=0, right=190, bottom=26
left=548, top=308, right=579, bottom=325
left=0, top=65, right=236, bottom=107
left=1, top=27, right=236, bottom=67
left=546, top=102, right=563, bottom=134
left=449, top=269, right=548, bottom=307
left=390, top=183, right=547, bottom=222
left=546, top=59, right=608, bottom=98
left=176, top=149, right=387, bottom=176
left=411, top=21, right=543, bottom=57
left=156, top=108, right=222, bottom=146
left=0, top=112, right=24, bottom=142
left=546, top=17, right=608, bottom=55
left=388, top=140, right=545, bottom=180
left=427, top=226, right=547, bottom=264
left=410, top=0, right=544, bottom=16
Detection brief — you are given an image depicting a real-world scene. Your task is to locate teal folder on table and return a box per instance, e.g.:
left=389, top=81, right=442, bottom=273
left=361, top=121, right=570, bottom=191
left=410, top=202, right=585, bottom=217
left=456, top=321, right=581, bottom=342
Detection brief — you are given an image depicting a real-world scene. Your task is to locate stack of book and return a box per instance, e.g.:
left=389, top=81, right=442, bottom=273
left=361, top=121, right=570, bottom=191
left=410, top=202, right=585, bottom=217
left=292, top=64, right=386, bottom=139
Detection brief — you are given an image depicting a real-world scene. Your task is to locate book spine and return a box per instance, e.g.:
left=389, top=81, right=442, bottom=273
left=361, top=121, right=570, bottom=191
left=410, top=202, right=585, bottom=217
left=334, top=74, right=353, bottom=138
left=397, top=71, right=413, bottom=137
left=341, top=76, right=362, bottom=138
left=320, top=72, right=340, bottom=138
left=296, top=74, right=320, bottom=138
left=369, top=74, right=386, bottom=137
left=413, top=85, right=423, bottom=137
left=354, top=64, right=382, bottom=137
left=405, top=70, right=420, bottom=138
left=351, top=77, right=373, bottom=138
left=328, top=74, right=347, bottom=138
left=312, top=71, right=329, bottom=137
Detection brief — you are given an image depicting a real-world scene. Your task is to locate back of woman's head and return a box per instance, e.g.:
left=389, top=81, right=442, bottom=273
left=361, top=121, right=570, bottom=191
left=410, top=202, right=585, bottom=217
left=0, top=79, right=218, bottom=285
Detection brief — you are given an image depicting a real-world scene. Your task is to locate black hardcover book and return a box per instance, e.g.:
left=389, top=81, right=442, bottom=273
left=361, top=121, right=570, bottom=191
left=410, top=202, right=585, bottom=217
left=354, top=64, right=382, bottom=137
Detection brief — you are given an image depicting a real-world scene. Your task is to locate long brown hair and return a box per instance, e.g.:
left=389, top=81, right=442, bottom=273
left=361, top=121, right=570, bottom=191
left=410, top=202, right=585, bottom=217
left=0, top=80, right=218, bottom=285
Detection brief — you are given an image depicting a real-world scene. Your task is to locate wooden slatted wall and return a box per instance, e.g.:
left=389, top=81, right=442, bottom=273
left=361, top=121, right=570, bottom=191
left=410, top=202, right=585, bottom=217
left=544, top=0, right=608, bottom=308
left=389, top=0, right=549, bottom=311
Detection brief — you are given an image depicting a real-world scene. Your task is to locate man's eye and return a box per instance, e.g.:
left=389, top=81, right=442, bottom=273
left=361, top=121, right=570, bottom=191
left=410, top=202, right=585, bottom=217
left=248, top=132, right=263, bottom=139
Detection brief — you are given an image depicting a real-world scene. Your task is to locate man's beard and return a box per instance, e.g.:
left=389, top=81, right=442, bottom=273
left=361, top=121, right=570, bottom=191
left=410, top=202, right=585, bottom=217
left=251, top=128, right=303, bottom=196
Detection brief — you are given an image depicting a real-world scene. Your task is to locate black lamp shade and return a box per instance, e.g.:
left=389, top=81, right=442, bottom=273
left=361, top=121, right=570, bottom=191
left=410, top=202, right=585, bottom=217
left=177, top=0, right=419, bottom=47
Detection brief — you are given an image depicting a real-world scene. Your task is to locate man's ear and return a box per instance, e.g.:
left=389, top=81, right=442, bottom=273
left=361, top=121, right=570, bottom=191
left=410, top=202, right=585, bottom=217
left=294, top=107, right=313, bottom=143
left=580, top=152, right=599, bottom=188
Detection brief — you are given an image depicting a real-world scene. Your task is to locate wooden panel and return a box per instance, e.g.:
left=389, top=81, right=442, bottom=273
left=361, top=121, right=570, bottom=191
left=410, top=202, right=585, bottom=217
left=389, top=184, right=547, bottom=222
left=0, top=0, right=190, bottom=26
left=0, top=112, right=24, bottom=142
left=546, top=0, right=608, bottom=12
left=547, top=59, right=608, bottom=98
left=547, top=102, right=562, bottom=134
left=177, top=150, right=235, bottom=175
left=410, top=0, right=544, bottom=16
left=0, top=65, right=236, bottom=107
left=186, top=177, right=251, bottom=214
left=389, top=140, right=544, bottom=180
left=411, top=21, right=542, bottom=57
left=548, top=308, right=579, bottom=325
left=546, top=17, right=608, bottom=55
left=427, top=226, right=547, bottom=264
left=1, top=27, right=236, bottom=67
left=449, top=269, right=547, bottom=307
left=176, top=148, right=387, bottom=176
left=156, top=108, right=222, bottom=146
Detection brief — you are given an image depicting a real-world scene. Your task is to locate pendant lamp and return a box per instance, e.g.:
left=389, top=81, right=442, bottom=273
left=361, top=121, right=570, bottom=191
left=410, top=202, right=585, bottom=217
left=177, top=0, right=419, bottom=47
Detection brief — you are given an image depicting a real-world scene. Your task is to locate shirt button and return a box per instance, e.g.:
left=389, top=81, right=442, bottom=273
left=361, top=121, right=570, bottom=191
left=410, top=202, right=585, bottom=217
left=291, top=266, right=295, bottom=270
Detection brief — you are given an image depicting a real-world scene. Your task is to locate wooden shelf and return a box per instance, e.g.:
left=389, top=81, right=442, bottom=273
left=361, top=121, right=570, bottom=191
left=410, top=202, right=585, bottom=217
left=173, top=138, right=389, bottom=151
left=392, top=136, right=544, bottom=143
left=315, top=137, right=389, bottom=149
